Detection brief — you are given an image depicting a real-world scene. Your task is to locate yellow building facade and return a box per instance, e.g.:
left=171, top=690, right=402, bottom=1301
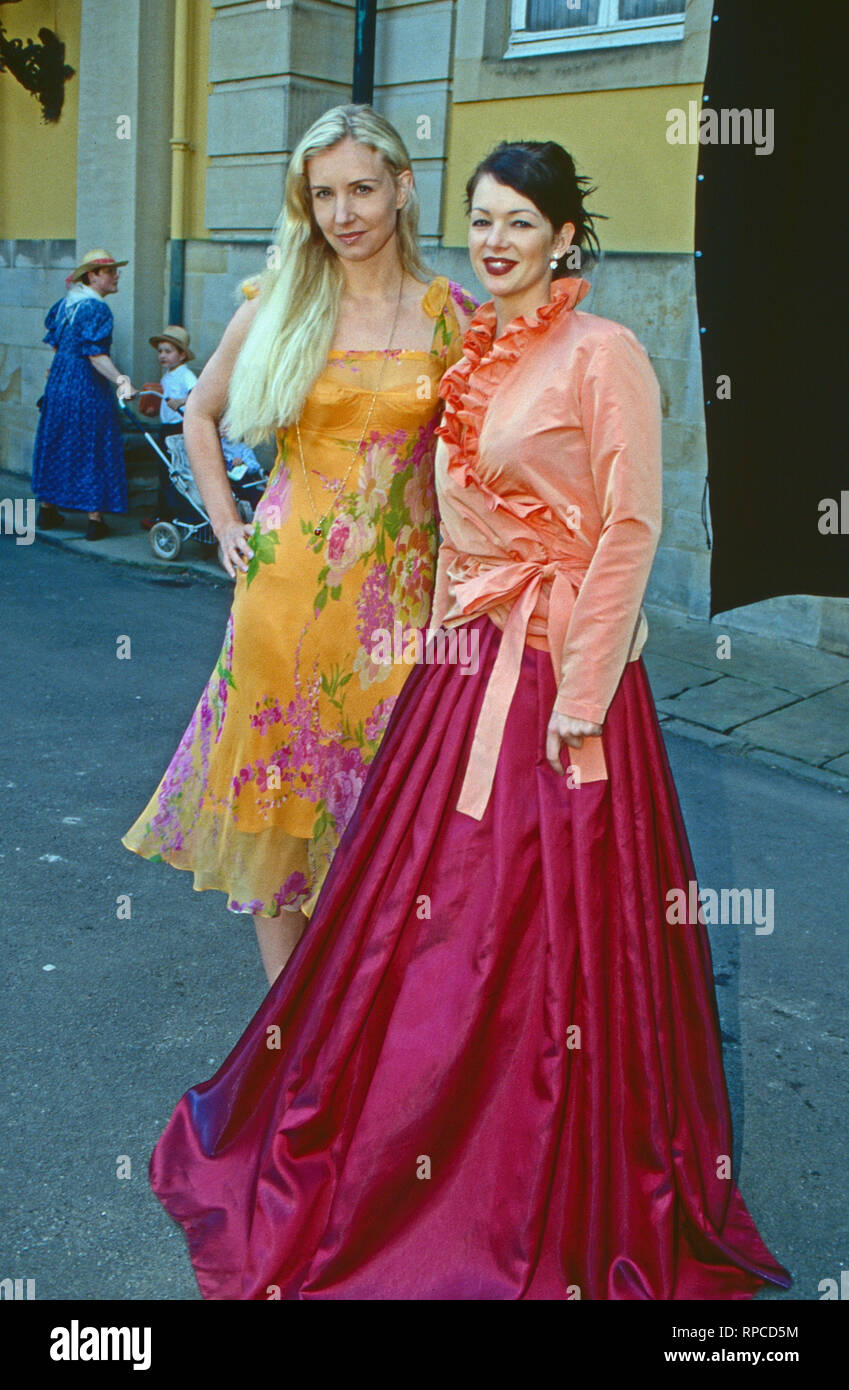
left=6, top=0, right=835, bottom=646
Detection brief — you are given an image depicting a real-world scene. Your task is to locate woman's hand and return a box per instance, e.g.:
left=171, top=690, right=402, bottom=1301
left=115, top=375, right=137, bottom=401
left=545, top=711, right=603, bottom=775
left=90, top=355, right=136, bottom=398
left=216, top=520, right=254, bottom=579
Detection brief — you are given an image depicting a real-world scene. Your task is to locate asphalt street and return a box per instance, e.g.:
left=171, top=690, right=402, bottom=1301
left=1, top=537, right=846, bottom=1302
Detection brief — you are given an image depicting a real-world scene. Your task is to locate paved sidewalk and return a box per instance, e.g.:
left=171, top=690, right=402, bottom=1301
left=1, top=467, right=224, bottom=584
left=641, top=607, right=849, bottom=793
left=4, top=467, right=849, bottom=794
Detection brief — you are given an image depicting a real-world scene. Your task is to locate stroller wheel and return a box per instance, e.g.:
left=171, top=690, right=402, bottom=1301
left=149, top=521, right=182, bottom=561
left=236, top=499, right=254, bottom=523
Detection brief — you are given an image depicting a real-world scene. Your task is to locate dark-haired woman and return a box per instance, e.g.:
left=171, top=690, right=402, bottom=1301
left=149, top=141, right=791, bottom=1301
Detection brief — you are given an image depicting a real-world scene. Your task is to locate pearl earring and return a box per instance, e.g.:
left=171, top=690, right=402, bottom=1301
left=549, top=257, right=559, bottom=269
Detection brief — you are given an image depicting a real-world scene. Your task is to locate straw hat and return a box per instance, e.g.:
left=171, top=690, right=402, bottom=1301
left=71, top=248, right=128, bottom=282
left=149, top=324, right=195, bottom=361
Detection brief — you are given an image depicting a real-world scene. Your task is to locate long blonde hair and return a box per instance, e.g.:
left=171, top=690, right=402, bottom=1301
left=224, top=105, right=430, bottom=445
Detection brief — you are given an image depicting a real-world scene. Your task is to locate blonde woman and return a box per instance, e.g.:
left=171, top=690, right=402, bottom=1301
left=122, top=105, right=477, bottom=983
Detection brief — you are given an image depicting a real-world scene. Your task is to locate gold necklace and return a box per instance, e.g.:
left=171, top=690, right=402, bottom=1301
left=296, top=273, right=405, bottom=537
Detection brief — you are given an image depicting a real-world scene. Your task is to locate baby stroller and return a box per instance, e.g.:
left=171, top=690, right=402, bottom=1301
left=119, top=400, right=266, bottom=561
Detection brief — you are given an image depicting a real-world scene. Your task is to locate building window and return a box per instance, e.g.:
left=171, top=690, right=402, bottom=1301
left=506, top=0, right=686, bottom=57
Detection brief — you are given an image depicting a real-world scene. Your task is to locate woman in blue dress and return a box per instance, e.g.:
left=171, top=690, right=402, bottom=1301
left=32, top=247, right=137, bottom=541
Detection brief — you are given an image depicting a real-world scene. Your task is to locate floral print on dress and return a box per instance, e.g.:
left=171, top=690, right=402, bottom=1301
left=122, top=278, right=478, bottom=918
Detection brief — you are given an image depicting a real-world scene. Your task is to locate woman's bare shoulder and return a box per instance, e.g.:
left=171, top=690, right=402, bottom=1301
left=215, top=294, right=260, bottom=353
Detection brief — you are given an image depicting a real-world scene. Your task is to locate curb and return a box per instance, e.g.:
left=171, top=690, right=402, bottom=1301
left=658, top=715, right=849, bottom=794
left=2, top=467, right=231, bottom=588
left=31, top=527, right=232, bottom=588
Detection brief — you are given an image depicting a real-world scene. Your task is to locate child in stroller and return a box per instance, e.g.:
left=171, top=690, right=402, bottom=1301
left=119, top=403, right=265, bottom=563
left=144, top=428, right=265, bottom=562
left=128, top=324, right=266, bottom=562
left=138, top=325, right=198, bottom=530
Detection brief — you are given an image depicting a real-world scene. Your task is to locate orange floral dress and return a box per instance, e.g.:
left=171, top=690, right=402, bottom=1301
left=122, top=276, right=477, bottom=917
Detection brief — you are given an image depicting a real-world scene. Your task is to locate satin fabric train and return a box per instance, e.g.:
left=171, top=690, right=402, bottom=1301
left=149, top=614, right=791, bottom=1300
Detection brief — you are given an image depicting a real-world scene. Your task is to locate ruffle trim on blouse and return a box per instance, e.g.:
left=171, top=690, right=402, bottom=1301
left=436, top=276, right=592, bottom=514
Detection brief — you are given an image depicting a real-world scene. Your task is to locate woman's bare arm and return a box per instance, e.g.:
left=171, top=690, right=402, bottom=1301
left=88, top=353, right=136, bottom=397
left=182, top=296, right=260, bottom=576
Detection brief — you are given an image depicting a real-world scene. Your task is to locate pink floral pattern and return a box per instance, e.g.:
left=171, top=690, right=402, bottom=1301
left=123, top=278, right=477, bottom=917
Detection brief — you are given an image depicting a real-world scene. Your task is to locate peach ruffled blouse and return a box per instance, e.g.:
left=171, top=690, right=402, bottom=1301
left=432, top=276, right=663, bottom=819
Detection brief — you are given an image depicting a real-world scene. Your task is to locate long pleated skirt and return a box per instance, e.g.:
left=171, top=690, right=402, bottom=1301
left=149, top=614, right=791, bottom=1300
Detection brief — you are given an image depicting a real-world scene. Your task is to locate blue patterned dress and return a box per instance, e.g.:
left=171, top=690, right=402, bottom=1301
left=31, top=295, right=128, bottom=513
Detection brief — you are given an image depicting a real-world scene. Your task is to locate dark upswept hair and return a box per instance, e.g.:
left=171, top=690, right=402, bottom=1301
left=464, top=140, right=607, bottom=277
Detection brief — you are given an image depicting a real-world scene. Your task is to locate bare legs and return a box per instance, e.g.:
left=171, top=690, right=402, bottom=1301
left=254, top=908, right=308, bottom=987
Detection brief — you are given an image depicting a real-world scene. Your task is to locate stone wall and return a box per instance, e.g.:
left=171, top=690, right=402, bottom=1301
left=75, top=0, right=175, bottom=377
left=453, top=0, right=713, bottom=101
left=0, top=239, right=76, bottom=478
left=205, top=0, right=456, bottom=238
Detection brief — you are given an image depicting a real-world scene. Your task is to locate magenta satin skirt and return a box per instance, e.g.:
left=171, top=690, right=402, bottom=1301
left=149, top=615, right=791, bottom=1300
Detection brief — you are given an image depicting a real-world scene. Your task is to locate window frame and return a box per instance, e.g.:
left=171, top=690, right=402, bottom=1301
left=506, top=0, right=687, bottom=59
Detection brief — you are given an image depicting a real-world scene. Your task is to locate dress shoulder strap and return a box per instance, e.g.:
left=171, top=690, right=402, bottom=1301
left=426, top=279, right=479, bottom=363
left=417, top=277, right=455, bottom=358
left=420, top=276, right=449, bottom=318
